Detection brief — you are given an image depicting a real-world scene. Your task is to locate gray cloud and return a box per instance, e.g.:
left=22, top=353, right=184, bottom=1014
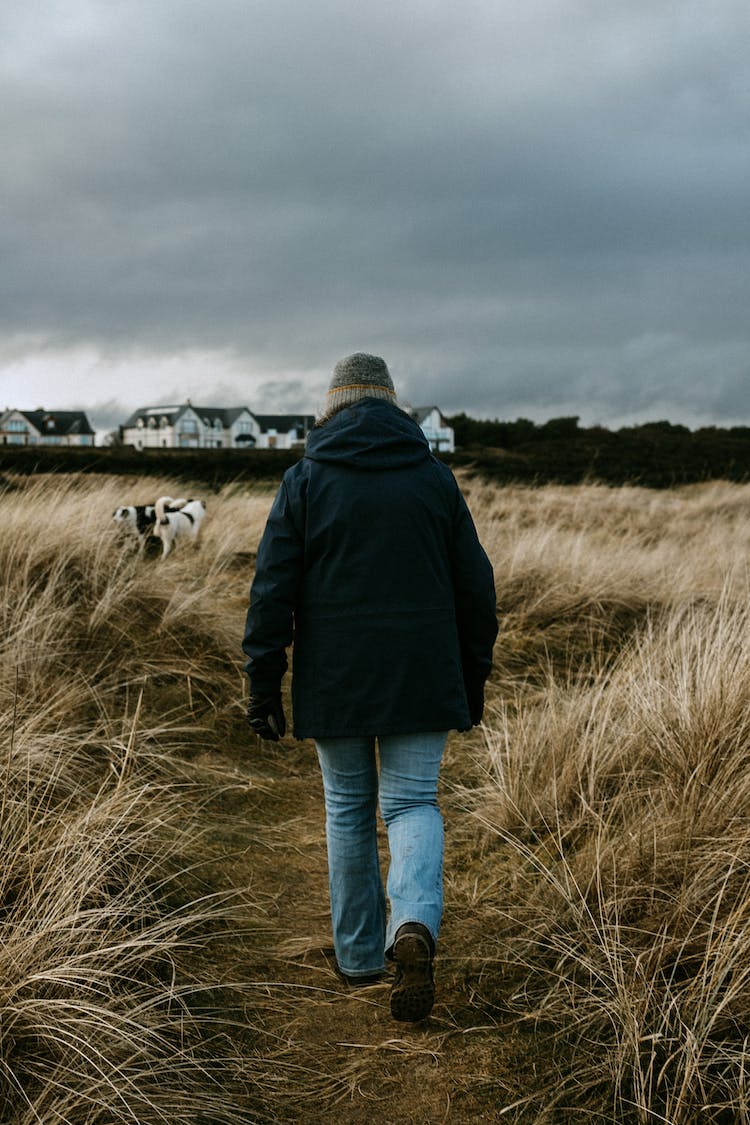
left=1, top=0, right=749, bottom=428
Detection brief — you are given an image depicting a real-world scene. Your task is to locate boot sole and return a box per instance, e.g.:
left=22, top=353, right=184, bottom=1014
left=390, top=933, right=434, bottom=1021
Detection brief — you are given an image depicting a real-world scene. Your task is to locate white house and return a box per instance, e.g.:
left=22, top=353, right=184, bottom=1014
left=0, top=409, right=95, bottom=447
left=409, top=407, right=455, bottom=453
left=118, top=401, right=454, bottom=454
left=253, top=414, right=316, bottom=450
left=120, top=403, right=260, bottom=450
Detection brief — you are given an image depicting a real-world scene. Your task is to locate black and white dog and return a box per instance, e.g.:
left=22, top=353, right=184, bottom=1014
left=113, top=499, right=188, bottom=553
left=154, top=495, right=206, bottom=558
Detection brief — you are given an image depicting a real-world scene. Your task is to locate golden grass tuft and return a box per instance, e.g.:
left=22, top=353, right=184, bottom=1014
left=469, top=481, right=750, bottom=1122
left=0, top=472, right=274, bottom=1122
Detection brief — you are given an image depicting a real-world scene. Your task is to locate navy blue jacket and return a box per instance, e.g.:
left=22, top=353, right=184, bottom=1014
left=242, top=398, right=497, bottom=739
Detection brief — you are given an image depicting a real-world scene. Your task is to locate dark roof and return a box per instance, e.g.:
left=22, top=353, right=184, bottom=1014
left=11, top=409, right=95, bottom=436
left=220, top=407, right=254, bottom=424
left=122, top=404, right=255, bottom=428
left=410, top=406, right=445, bottom=425
left=194, top=406, right=254, bottom=426
left=121, top=405, right=186, bottom=427
left=253, top=414, right=315, bottom=435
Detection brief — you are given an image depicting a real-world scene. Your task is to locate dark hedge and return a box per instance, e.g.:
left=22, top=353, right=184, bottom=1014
left=0, top=445, right=300, bottom=490
left=445, top=416, right=750, bottom=488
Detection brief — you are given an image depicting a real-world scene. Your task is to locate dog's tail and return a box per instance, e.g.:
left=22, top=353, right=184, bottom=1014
left=155, top=495, right=177, bottom=524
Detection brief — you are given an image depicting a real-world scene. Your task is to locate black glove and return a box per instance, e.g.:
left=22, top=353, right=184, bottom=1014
left=246, top=693, right=286, bottom=742
left=465, top=682, right=485, bottom=727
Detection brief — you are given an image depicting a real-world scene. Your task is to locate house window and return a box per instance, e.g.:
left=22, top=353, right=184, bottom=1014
left=5, top=419, right=28, bottom=445
left=178, top=418, right=199, bottom=448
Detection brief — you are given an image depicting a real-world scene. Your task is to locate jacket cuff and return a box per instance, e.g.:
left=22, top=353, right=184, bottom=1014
left=247, top=673, right=282, bottom=699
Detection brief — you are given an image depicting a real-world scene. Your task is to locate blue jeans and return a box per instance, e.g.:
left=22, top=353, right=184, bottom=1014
left=314, top=732, right=448, bottom=978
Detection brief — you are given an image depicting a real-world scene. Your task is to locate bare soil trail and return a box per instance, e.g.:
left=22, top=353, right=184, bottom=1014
left=189, top=716, right=538, bottom=1124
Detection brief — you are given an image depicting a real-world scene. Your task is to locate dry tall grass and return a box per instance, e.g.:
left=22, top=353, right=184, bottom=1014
left=5, top=469, right=750, bottom=1123
left=0, top=473, right=274, bottom=1123
left=463, top=480, right=750, bottom=1122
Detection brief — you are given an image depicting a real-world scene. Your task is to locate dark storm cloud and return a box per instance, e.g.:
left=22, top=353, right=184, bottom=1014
left=1, top=0, right=749, bottom=424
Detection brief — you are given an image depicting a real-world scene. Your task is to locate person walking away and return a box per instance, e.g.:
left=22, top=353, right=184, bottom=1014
left=242, top=353, right=497, bottom=1021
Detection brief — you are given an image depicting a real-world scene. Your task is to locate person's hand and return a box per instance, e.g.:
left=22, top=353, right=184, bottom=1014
left=246, top=694, right=286, bottom=741
left=465, top=683, right=485, bottom=727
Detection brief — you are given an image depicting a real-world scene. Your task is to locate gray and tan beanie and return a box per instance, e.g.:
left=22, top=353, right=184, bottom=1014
left=326, top=353, right=397, bottom=412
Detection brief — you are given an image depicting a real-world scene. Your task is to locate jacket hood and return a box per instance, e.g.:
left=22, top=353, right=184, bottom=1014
left=305, top=398, right=431, bottom=470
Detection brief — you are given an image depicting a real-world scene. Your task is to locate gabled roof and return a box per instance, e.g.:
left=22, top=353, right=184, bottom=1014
left=7, top=409, right=95, bottom=436
left=253, top=414, right=315, bottom=435
left=193, top=406, right=255, bottom=426
left=410, top=406, right=447, bottom=425
left=121, top=404, right=188, bottom=427
left=122, top=403, right=255, bottom=428
left=220, top=407, right=255, bottom=425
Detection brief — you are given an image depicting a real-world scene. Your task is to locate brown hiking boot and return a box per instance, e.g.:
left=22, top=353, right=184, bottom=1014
left=389, top=922, right=435, bottom=1022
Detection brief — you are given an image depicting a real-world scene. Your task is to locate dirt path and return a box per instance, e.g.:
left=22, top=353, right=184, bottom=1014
left=188, top=716, right=538, bottom=1124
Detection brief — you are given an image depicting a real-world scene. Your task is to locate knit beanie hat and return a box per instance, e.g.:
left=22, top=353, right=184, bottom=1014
left=325, top=353, right=397, bottom=412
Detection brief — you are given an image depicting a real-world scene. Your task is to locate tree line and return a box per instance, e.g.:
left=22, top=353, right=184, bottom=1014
left=445, top=414, right=750, bottom=487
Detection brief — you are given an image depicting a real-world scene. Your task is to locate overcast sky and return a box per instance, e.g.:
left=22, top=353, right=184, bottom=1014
left=2, top=0, right=749, bottom=436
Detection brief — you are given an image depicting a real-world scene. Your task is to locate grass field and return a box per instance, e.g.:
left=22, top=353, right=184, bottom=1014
left=1, top=471, right=749, bottom=1123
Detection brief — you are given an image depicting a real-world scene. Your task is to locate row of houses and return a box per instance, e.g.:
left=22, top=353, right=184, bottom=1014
left=0, top=402, right=456, bottom=453
left=120, top=404, right=312, bottom=451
